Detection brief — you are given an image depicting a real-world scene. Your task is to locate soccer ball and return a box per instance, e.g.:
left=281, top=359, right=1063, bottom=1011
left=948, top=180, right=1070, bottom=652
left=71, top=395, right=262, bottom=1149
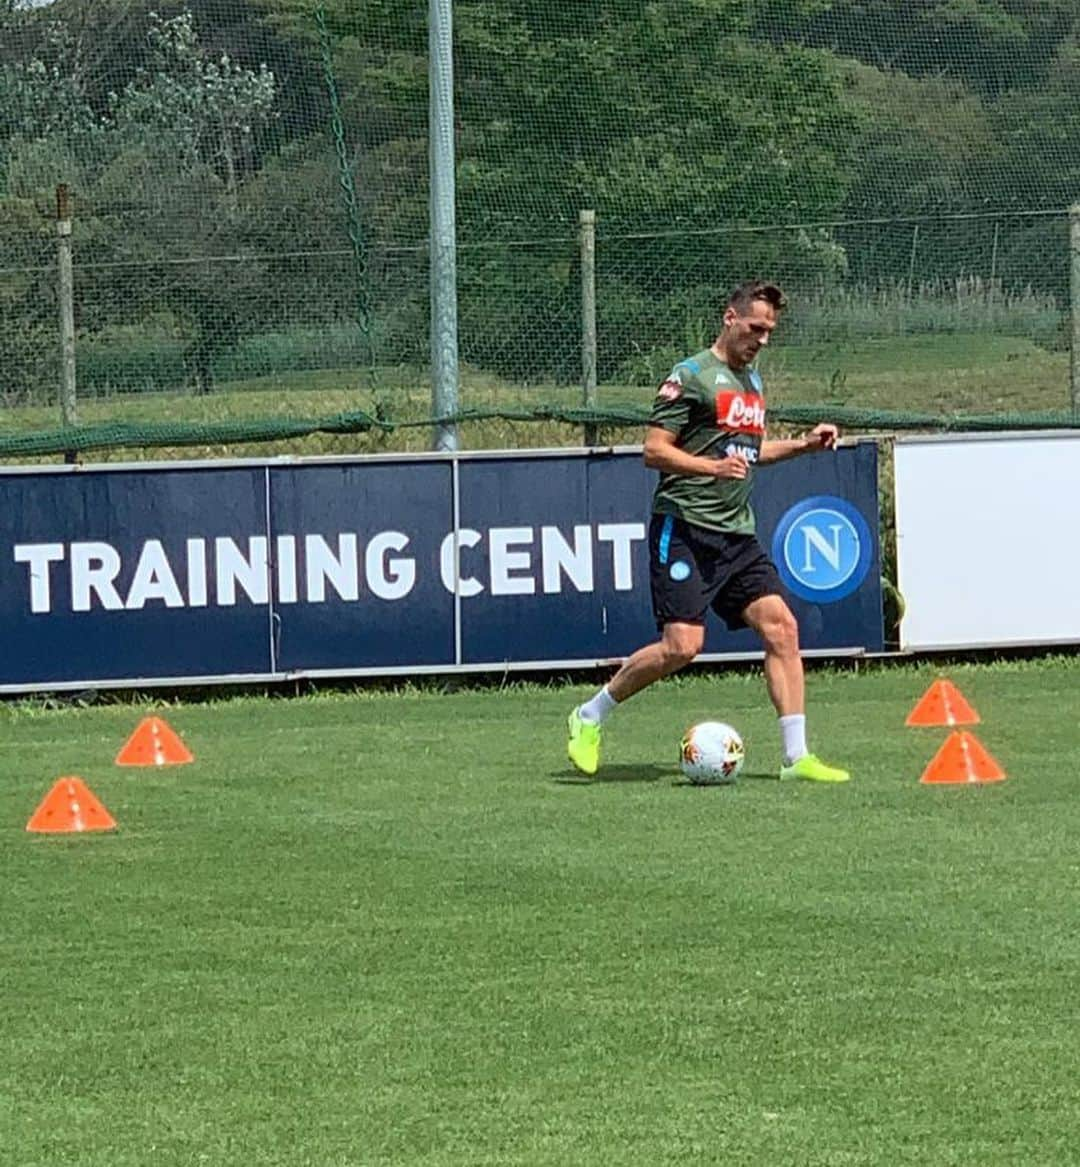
left=679, top=721, right=745, bottom=785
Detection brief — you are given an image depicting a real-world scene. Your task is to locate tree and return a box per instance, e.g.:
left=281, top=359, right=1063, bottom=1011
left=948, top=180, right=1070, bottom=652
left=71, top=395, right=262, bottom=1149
left=759, top=0, right=1079, bottom=98
left=0, top=195, right=58, bottom=404
left=840, top=61, right=1000, bottom=215
left=111, top=11, right=276, bottom=204
left=0, top=2, right=300, bottom=396
left=445, top=1, right=856, bottom=377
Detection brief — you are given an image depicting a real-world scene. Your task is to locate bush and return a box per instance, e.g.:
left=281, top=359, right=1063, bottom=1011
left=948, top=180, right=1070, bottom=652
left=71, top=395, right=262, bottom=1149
left=79, top=331, right=189, bottom=395
left=608, top=277, right=1066, bottom=387
left=73, top=309, right=428, bottom=397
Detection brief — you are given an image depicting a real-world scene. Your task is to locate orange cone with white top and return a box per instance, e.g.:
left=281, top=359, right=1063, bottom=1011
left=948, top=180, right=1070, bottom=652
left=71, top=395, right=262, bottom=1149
left=26, top=777, right=117, bottom=833
left=115, top=716, right=193, bottom=767
left=906, top=679, right=980, bottom=727
left=919, top=731, right=1006, bottom=785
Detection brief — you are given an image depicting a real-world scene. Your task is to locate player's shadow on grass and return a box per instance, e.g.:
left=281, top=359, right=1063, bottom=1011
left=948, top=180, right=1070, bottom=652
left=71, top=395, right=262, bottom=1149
left=554, top=766, right=779, bottom=786
left=737, top=769, right=780, bottom=781
left=553, top=763, right=671, bottom=784
left=669, top=768, right=777, bottom=787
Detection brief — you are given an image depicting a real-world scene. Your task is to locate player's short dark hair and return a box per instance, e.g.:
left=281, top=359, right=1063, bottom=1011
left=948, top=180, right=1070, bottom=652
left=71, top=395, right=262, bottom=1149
left=727, top=280, right=787, bottom=314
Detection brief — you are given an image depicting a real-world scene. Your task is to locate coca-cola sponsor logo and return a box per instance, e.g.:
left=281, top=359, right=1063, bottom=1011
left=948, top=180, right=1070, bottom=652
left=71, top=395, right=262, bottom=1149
left=715, top=390, right=766, bottom=434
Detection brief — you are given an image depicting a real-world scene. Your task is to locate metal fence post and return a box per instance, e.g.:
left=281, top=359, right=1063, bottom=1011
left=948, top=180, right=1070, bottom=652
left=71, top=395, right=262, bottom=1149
left=56, top=184, right=77, bottom=444
left=906, top=223, right=919, bottom=304
left=429, top=0, right=459, bottom=452
left=580, top=209, right=598, bottom=447
left=1071, top=205, right=1080, bottom=416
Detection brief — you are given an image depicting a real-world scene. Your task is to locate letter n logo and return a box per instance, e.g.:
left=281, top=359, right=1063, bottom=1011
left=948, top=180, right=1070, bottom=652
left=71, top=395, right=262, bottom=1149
left=771, top=496, right=872, bottom=603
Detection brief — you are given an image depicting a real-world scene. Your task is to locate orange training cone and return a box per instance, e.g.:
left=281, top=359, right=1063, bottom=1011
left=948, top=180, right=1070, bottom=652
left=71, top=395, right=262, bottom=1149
left=920, top=731, right=1006, bottom=785
left=116, top=716, right=194, bottom=767
left=906, top=679, right=980, bottom=727
left=26, top=777, right=117, bottom=833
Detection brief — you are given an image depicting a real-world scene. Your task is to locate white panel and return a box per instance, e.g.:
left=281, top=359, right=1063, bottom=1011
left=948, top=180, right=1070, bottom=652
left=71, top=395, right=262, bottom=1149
left=895, top=432, right=1080, bottom=650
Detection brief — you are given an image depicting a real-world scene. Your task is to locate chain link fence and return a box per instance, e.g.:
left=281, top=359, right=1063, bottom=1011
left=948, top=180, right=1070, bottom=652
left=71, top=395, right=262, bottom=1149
left=6, top=208, right=1073, bottom=399
left=1, top=1, right=1078, bottom=454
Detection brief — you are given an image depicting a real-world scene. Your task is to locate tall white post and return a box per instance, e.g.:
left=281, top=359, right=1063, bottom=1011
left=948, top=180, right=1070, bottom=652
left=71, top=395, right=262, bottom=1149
left=580, top=209, right=598, bottom=447
left=429, top=0, right=459, bottom=451
left=1071, top=206, right=1080, bottom=416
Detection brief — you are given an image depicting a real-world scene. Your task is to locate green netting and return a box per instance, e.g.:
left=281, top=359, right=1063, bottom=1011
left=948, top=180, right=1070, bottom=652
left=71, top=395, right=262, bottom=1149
left=2, top=0, right=1080, bottom=457
left=1, top=405, right=1074, bottom=462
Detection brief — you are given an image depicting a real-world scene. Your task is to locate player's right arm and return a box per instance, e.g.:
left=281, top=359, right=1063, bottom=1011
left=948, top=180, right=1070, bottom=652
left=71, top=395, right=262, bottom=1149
left=646, top=368, right=749, bottom=480
left=644, top=425, right=749, bottom=479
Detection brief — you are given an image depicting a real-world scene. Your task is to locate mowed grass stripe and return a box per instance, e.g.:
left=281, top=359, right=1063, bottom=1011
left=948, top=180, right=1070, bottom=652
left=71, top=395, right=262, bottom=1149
left=1, top=657, right=1078, bottom=1165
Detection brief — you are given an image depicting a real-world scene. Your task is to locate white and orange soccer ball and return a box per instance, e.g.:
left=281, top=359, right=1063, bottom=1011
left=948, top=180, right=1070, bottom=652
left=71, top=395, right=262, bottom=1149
left=679, top=721, right=745, bottom=785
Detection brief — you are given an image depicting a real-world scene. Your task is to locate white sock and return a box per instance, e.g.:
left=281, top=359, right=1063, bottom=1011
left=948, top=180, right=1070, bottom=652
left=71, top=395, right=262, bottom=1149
left=779, top=714, right=807, bottom=765
left=578, top=686, right=618, bottom=724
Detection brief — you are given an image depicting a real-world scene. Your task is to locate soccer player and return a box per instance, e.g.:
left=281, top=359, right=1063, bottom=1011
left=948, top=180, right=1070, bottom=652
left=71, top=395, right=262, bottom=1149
left=567, top=280, right=850, bottom=782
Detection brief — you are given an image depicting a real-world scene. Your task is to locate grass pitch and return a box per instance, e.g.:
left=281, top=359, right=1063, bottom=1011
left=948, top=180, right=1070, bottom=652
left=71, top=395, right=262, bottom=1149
left=1, top=656, right=1079, bottom=1165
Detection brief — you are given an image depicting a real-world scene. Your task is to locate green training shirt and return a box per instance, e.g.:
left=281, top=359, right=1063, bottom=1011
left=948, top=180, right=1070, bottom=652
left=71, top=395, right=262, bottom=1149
left=647, top=347, right=767, bottom=534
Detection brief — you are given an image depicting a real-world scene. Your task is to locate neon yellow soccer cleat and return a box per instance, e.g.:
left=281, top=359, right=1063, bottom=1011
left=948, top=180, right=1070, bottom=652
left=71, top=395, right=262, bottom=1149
left=567, top=708, right=601, bottom=776
left=779, top=753, right=850, bottom=783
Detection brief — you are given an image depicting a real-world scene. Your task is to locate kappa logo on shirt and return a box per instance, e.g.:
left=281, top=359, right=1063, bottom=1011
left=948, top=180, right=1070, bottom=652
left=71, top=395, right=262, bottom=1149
left=715, top=390, right=766, bottom=434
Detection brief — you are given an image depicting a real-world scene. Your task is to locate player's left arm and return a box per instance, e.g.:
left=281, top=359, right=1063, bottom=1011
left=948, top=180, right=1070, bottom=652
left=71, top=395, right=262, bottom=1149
left=758, top=423, right=840, bottom=465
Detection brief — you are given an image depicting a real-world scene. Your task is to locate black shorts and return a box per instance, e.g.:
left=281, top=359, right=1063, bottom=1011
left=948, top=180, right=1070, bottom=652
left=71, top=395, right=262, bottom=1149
left=649, top=513, right=784, bottom=631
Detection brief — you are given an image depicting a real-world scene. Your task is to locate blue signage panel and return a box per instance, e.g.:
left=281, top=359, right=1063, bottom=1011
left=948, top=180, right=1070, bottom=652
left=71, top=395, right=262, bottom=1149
left=0, top=446, right=881, bottom=690
left=458, top=445, right=882, bottom=664
left=268, top=461, right=455, bottom=671
left=0, top=466, right=273, bottom=685
left=456, top=452, right=658, bottom=663
left=756, top=443, right=882, bottom=653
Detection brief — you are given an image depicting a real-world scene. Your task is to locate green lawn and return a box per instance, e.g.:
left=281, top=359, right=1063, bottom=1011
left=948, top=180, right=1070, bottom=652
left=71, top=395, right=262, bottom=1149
left=2, top=656, right=1079, bottom=1165
left=760, top=333, right=1068, bottom=415
left=1, top=332, right=1071, bottom=465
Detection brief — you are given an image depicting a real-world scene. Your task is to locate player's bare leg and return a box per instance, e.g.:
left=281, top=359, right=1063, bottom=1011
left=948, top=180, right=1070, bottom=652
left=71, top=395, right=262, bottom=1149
left=741, top=594, right=803, bottom=716
left=742, top=593, right=849, bottom=783
left=606, top=621, right=705, bottom=703
left=567, top=622, right=703, bottom=774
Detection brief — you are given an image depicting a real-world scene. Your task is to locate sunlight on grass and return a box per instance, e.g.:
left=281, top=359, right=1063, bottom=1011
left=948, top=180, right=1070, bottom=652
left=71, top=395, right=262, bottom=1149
left=1, top=658, right=1078, bottom=1165
left=0, top=332, right=1069, bottom=465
